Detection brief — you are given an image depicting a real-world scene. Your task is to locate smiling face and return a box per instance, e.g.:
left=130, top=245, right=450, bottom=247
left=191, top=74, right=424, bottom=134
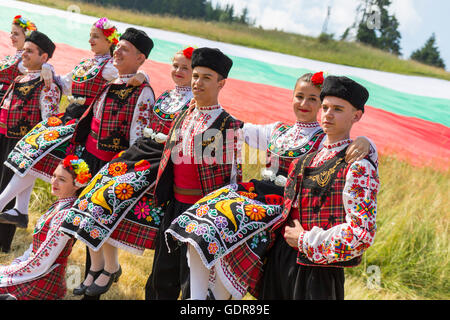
left=171, top=53, right=192, bottom=87
left=51, top=164, right=80, bottom=199
left=89, top=26, right=112, bottom=56
left=292, top=80, right=322, bottom=123
left=10, top=24, right=26, bottom=51
left=191, top=66, right=225, bottom=106
left=113, top=39, right=145, bottom=75
left=321, top=96, right=363, bottom=142
left=21, top=41, right=48, bottom=70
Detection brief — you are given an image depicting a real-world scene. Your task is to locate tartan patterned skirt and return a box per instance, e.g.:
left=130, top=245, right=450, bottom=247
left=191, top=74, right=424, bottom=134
left=166, top=179, right=284, bottom=299
left=61, top=137, right=164, bottom=253
left=0, top=264, right=68, bottom=300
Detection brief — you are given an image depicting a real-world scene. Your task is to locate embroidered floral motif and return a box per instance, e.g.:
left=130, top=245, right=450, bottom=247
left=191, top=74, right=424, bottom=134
left=115, top=183, right=134, bottom=200
left=244, top=204, right=266, bottom=221
left=134, top=201, right=150, bottom=220
left=108, top=162, right=128, bottom=176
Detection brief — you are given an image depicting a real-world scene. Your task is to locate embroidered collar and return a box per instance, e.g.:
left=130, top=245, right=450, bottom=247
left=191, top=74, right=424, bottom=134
left=196, top=104, right=221, bottom=112
left=175, top=85, right=192, bottom=93
left=323, top=139, right=352, bottom=150
left=295, top=121, right=320, bottom=129
left=94, top=53, right=111, bottom=61
left=118, top=73, right=136, bottom=81
left=25, top=69, right=41, bottom=75
left=57, top=196, right=78, bottom=205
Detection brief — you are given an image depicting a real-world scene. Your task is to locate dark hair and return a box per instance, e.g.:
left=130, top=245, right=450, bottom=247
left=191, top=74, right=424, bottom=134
left=109, top=43, right=116, bottom=56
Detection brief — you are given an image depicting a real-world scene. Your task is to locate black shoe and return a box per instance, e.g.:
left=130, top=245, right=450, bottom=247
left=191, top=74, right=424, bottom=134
left=0, top=293, right=17, bottom=300
left=73, top=269, right=103, bottom=296
left=85, top=265, right=122, bottom=296
left=0, top=210, right=28, bottom=229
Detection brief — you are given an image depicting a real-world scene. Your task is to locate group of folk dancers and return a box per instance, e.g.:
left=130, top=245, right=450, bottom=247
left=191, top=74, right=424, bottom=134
left=0, top=15, right=379, bottom=300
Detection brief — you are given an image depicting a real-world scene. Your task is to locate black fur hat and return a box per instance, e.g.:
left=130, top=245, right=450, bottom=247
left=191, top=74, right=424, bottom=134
left=25, top=31, right=55, bottom=59
left=120, top=27, right=154, bottom=58
left=320, top=76, right=369, bottom=112
left=191, top=47, right=233, bottom=79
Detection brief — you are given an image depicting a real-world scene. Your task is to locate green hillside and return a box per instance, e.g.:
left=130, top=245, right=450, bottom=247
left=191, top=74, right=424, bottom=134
left=22, top=0, right=450, bottom=81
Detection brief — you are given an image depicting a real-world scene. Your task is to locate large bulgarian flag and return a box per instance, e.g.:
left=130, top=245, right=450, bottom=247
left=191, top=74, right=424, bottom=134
left=1, top=0, right=449, bottom=169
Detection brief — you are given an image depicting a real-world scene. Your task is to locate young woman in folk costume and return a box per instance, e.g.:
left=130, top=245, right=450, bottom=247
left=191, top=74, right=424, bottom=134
left=165, top=72, right=378, bottom=300
left=59, top=47, right=194, bottom=297
left=0, top=19, right=146, bottom=236
left=0, top=30, right=61, bottom=253
left=0, top=15, right=52, bottom=101
left=0, top=156, right=91, bottom=300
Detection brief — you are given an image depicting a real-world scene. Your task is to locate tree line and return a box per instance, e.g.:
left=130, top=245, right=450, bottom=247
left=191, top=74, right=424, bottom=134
left=81, top=0, right=253, bottom=25
left=84, top=0, right=445, bottom=70
left=339, top=0, right=445, bottom=69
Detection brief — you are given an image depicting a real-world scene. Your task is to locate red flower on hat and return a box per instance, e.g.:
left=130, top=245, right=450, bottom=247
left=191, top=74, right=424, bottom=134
left=311, top=71, right=324, bottom=87
left=183, top=47, right=194, bottom=59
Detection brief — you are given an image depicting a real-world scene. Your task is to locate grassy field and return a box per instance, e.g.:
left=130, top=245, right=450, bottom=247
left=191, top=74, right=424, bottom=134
left=21, top=0, right=450, bottom=81
left=0, top=149, right=448, bottom=300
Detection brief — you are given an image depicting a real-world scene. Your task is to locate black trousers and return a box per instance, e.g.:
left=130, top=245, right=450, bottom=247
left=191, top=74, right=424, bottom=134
left=0, top=135, right=19, bottom=253
left=145, top=199, right=191, bottom=300
left=258, top=232, right=345, bottom=300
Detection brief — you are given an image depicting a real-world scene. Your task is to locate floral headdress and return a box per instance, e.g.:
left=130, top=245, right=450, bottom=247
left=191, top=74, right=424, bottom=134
left=62, top=155, right=92, bottom=187
left=94, top=17, right=120, bottom=45
left=311, top=71, right=325, bottom=89
left=13, top=15, right=37, bottom=37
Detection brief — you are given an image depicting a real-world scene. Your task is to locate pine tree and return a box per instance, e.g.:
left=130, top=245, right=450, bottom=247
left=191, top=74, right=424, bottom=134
left=411, top=33, right=446, bottom=69
left=355, top=0, right=402, bottom=55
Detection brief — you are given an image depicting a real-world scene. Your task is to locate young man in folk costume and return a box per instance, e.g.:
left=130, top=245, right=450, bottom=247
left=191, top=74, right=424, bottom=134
left=69, top=27, right=155, bottom=175
left=60, top=47, right=195, bottom=298
left=0, top=19, right=146, bottom=230
left=145, top=47, right=244, bottom=300
left=59, top=27, right=155, bottom=299
left=259, top=76, right=379, bottom=300
left=0, top=31, right=61, bottom=252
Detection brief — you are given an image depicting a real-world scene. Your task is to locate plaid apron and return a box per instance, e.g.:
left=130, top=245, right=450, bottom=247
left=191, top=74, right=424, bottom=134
left=0, top=54, right=21, bottom=102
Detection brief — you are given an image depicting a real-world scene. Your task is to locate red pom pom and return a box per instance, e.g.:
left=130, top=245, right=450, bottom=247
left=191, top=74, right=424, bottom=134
left=182, top=47, right=194, bottom=59
left=311, top=71, right=324, bottom=87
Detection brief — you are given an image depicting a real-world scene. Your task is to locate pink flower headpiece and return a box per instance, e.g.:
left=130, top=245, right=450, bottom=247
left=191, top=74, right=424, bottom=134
left=95, top=17, right=120, bottom=45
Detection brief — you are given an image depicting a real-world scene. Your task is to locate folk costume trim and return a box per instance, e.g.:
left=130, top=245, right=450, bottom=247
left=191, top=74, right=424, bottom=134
left=72, top=57, right=110, bottom=83
left=0, top=51, right=23, bottom=72
left=152, top=87, right=192, bottom=120
left=267, top=122, right=324, bottom=158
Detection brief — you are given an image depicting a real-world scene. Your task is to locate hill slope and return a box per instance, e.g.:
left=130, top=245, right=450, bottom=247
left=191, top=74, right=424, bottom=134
left=21, top=0, right=450, bottom=81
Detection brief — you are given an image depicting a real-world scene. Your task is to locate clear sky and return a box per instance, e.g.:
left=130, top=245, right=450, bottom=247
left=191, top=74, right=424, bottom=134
left=212, top=0, right=450, bottom=71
